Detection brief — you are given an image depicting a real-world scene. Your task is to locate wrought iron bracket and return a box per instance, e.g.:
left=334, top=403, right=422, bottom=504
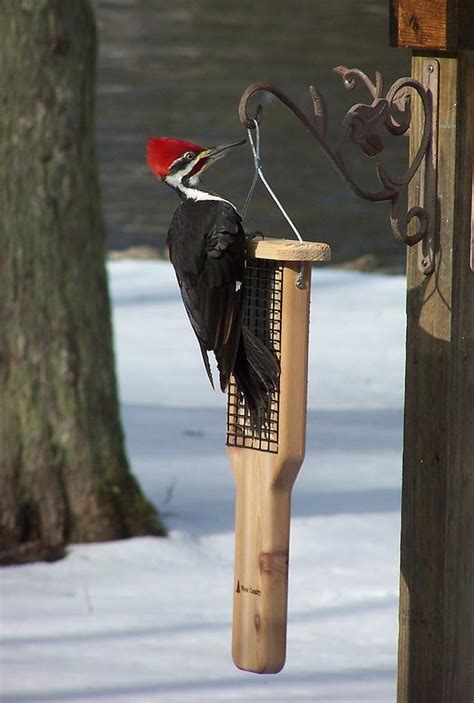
left=239, top=60, right=440, bottom=274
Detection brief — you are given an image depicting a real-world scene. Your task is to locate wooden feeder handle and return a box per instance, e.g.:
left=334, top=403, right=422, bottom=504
left=230, top=238, right=330, bottom=674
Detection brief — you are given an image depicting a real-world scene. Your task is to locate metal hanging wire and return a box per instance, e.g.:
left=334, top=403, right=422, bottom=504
left=241, top=118, right=303, bottom=244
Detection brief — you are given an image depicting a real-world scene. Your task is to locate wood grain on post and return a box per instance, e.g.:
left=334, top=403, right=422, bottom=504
left=396, top=49, right=474, bottom=703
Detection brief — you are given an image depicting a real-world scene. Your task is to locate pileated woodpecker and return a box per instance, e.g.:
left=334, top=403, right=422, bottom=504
left=146, top=136, right=279, bottom=422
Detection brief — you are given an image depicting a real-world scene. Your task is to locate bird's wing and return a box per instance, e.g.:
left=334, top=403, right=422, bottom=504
left=167, top=201, right=246, bottom=390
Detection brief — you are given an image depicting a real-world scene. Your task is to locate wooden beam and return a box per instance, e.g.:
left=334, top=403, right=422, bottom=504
left=390, top=0, right=474, bottom=50
left=397, top=52, right=474, bottom=703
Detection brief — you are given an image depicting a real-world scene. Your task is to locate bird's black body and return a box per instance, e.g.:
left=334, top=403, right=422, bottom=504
left=167, top=200, right=246, bottom=390
left=147, top=135, right=279, bottom=422
left=167, top=199, right=279, bottom=422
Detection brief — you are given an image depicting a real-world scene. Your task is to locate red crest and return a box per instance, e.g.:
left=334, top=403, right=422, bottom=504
left=147, top=137, right=205, bottom=178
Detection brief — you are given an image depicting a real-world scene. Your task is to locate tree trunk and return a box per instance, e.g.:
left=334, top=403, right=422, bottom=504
left=0, top=0, right=165, bottom=564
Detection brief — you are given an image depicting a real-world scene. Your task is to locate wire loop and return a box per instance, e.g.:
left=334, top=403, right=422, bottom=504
left=241, top=119, right=303, bottom=244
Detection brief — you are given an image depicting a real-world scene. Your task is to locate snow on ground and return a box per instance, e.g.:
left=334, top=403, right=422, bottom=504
left=1, top=261, right=406, bottom=702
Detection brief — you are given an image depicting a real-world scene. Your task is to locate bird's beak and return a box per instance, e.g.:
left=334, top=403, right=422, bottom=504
left=203, top=138, right=247, bottom=161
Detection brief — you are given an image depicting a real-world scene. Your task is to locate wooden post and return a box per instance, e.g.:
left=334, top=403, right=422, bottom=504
left=391, top=3, right=474, bottom=701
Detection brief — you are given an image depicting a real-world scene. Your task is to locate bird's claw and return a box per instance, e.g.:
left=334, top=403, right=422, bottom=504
left=246, top=231, right=265, bottom=242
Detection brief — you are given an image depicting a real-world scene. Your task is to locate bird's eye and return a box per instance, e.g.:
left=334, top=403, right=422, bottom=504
left=185, top=151, right=195, bottom=161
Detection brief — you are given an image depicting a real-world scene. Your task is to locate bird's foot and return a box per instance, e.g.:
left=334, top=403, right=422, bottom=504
left=246, top=231, right=265, bottom=242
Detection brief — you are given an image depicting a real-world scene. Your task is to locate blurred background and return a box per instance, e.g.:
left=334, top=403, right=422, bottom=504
left=94, top=0, right=410, bottom=272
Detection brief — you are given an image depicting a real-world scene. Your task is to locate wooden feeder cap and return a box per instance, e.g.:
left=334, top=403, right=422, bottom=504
left=248, top=238, right=331, bottom=262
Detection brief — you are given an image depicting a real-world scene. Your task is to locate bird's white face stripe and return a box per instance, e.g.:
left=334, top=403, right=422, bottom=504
left=165, top=171, right=236, bottom=207
left=164, top=152, right=237, bottom=208
left=165, top=170, right=192, bottom=190
left=166, top=157, right=196, bottom=185
left=178, top=185, right=235, bottom=205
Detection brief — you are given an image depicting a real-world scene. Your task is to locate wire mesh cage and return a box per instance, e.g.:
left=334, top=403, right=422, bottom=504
left=226, top=258, right=283, bottom=452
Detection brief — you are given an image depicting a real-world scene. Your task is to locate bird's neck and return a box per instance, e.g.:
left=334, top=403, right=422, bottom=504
left=166, top=174, right=236, bottom=208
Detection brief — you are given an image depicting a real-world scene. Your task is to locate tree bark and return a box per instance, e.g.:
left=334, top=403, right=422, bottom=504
left=0, top=0, right=165, bottom=564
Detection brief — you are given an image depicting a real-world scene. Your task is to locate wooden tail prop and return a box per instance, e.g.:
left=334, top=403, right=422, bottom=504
left=226, top=239, right=330, bottom=674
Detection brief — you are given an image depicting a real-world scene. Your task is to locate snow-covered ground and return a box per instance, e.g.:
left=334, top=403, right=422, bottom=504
left=1, top=261, right=406, bottom=702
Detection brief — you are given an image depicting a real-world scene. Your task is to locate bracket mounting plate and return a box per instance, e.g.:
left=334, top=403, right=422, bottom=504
left=417, top=59, right=439, bottom=275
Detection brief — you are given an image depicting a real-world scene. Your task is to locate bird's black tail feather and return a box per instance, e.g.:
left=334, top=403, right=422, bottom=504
left=232, top=325, right=280, bottom=426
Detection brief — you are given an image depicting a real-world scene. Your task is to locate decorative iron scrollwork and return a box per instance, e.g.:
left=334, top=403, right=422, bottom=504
left=239, top=65, right=437, bottom=271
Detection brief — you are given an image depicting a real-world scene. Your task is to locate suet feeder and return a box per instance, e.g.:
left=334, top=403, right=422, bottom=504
left=227, top=238, right=330, bottom=673
left=225, top=57, right=439, bottom=674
